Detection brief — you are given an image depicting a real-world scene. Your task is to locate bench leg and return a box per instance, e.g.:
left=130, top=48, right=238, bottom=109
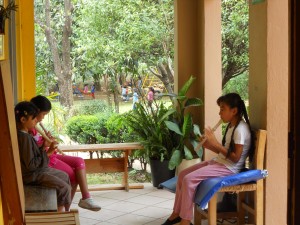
left=123, top=151, right=129, bottom=191
left=208, top=194, right=217, bottom=225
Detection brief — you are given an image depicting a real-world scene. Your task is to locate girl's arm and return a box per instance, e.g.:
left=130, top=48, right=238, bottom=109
left=18, top=134, right=47, bottom=170
left=202, top=127, right=243, bottom=163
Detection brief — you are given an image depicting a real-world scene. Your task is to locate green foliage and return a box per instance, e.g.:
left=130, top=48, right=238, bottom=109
left=69, top=100, right=110, bottom=117
left=65, top=115, right=103, bottom=144
left=223, top=72, right=249, bottom=100
left=222, top=0, right=249, bottom=88
left=40, top=98, right=67, bottom=135
left=123, top=101, right=175, bottom=162
left=161, top=76, right=203, bottom=169
left=105, top=113, right=135, bottom=143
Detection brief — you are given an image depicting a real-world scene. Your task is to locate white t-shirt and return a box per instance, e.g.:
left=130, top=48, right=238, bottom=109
left=213, top=120, right=251, bottom=173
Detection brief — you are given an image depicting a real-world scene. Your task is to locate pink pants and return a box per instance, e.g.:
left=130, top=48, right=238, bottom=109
left=173, top=160, right=234, bottom=220
left=48, top=154, right=85, bottom=185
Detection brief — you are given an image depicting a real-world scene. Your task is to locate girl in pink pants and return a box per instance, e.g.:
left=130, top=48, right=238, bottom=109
left=163, top=93, right=254, bottom=225
left=30, top=95, right=101, bottom=212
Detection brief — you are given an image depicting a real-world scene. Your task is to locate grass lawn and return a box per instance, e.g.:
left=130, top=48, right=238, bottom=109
left=86, top=169, right=152, bottom=184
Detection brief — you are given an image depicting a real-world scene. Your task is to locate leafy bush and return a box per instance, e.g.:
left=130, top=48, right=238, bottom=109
left=105, top=113, right=146, bottom=168
left=65, top=111, right=147, bottom=165
left=65, top=115, right=103, bottom=144
left=105, top=113, right=136, bottom=143
left=69, top=100, right=110, bottom=117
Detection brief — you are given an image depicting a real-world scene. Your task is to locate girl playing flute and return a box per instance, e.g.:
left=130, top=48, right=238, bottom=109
left=29, top=95, right=101, bottom=211
left=15, top=101, right=71, bottom=212
left=162, top=93, right=254, bottom=225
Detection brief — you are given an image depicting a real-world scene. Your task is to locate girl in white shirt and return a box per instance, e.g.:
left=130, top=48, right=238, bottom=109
left=162, top=93, right=254, bottom=225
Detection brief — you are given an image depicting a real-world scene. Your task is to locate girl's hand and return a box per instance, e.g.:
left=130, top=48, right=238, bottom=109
left=47, top=141, right=58, bottom=156
left=45, top=131, right=54, bottom=141
left=202, top=127, right=219, bottom=150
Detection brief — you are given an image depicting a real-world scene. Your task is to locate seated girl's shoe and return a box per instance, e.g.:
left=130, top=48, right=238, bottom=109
left=78, top=198, right=101, bottom=211
left=161, top=216, right=181, bottom=225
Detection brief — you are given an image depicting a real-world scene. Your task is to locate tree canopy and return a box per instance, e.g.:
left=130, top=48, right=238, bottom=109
left=34, top=0, right=249, bottom=107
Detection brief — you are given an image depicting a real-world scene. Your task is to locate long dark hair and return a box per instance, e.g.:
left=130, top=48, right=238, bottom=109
left=217, top=93, right=255, bottom=161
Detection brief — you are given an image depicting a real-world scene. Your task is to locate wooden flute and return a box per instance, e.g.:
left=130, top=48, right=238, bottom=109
left=195, top=119, right=223, bottom=152
left=35, top=123, right=65, bottom=155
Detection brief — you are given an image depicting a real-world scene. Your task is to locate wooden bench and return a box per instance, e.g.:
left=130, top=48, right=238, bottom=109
left=25, top=209, right=80, bottom=225
left=58, top=142, right=144, bottom=191
left=24, top=185, right=57, bottom=213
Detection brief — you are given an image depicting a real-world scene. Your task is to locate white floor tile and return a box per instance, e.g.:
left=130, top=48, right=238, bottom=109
left=108, top=214, right=155, bottom=225
left=126, top=195, right=167, bottom=206
left=131, top=206, right=172, bottom=219
left=105, top=200, right=147, bottom=213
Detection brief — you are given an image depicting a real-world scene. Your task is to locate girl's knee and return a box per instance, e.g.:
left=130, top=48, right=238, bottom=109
left=74, top=157, right=86, bottom=170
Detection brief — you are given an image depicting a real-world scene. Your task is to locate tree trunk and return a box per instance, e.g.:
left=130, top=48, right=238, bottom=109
left=113, top=85, right=120, bottom=113
left=43, top=0, right=73, bottom=108
left=149, top=62, right=174, bottom=95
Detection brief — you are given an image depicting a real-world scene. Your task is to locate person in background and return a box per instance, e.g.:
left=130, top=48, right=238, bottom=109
left=147, top=87, right=155, bottom=107
left=83, top=84, right=89, bottom=94
left=30, top=95, right=101, bottom=211
left=132, top=88, right=139, bottom=110
left=122, top=85, right=129, bottom=102
left=15, top=101, right=71, bottom=212
left=91, top=83, right=95, bottom=99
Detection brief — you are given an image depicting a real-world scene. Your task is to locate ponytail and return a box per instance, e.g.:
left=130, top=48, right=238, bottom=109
left=218, top=93, right=254, bottom=161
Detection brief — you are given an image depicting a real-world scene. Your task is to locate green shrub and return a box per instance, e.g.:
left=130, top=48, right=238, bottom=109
left=65, top=111, right=115, bottom=144
left=65, top=115, right=103, bottom=144
left=105, top=113, right=136, bottom=143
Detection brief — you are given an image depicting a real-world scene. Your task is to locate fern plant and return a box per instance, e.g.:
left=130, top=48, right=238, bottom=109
left=124, top=101, right=175, bottom=162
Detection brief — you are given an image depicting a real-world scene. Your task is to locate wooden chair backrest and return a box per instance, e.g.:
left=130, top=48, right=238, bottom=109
left=253, top=129, right=267, bottom=170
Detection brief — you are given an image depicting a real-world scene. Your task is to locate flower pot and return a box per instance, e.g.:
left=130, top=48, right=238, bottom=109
left=149, top=159, right=175, bottom=188
left=175, top=158, right=201, bottom=175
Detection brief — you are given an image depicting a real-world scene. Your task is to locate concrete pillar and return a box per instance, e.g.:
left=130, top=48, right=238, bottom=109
left=249, top=0, right=289, bottom=224
left=175, top=0, right=222, bottom=160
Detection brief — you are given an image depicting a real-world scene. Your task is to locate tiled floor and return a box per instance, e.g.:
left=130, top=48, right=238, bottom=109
left=71, top=183, right=175, bottom=225
left=71, top=183, right=239, bottom=225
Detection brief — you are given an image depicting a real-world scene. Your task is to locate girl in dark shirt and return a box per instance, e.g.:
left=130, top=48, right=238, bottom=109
left=15, top=101, right=71, bottom=212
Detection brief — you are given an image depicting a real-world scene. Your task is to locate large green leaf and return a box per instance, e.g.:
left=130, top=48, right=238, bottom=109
left=178, top=76, right=196, bottom=96
left=191, top=140, right=203, bottom=158
left=193, top=124, right=201, bottom=136
left=184, top=98, right=203, bottom=108
left=182, top=114, right=192, bottom=138
left=184, top=145, right=193, bottom=160
left=168, top=149, right=182, bottom=170
left=165, top=121, right=183, bottom=136
left=159, top=108, right=177, bottom=123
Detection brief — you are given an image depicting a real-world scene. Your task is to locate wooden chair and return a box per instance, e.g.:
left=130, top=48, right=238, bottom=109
left=194, top=129, right=267, bottom=225
left=25, top=209, right=80, bottom=225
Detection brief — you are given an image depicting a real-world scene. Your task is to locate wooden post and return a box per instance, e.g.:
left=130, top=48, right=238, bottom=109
left=0, top=62, right=24, bottom=224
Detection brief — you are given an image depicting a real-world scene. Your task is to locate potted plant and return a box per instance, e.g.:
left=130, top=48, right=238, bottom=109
left=160, top=75, right=203, bottom=170
left=124, top=101, right=176, bottom=187
left=0, top=1, right=18, bottom=34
